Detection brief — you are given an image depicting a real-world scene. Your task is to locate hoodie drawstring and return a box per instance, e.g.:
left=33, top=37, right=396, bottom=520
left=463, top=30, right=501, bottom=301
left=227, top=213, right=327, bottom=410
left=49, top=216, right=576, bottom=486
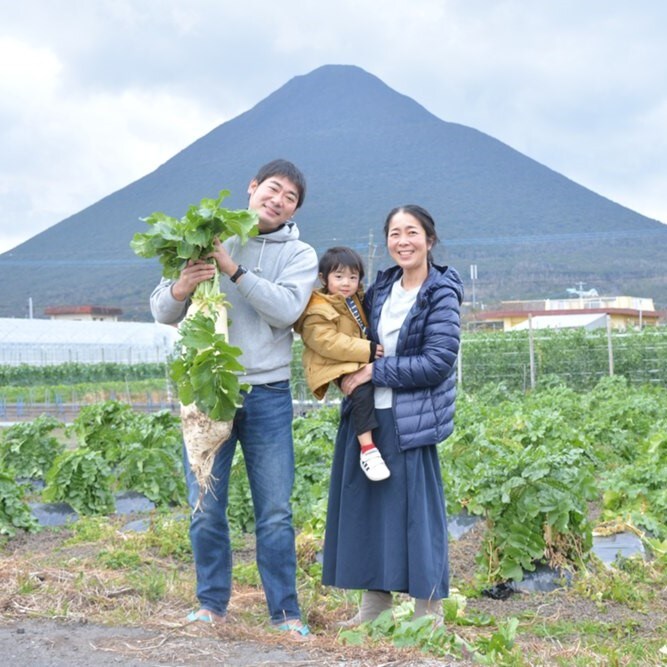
left=254, top=238, right=266, bottom=273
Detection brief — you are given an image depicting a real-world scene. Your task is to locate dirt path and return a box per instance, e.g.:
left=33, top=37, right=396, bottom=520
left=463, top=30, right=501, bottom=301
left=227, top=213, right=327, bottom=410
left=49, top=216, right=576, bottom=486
left=0, top=617, right=390, bottom=667
left=1, top=617, right=458, bottom=667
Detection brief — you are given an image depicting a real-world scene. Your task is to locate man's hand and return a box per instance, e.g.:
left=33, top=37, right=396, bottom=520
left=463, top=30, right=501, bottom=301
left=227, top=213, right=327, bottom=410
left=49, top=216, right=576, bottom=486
left=209, top=239, right=237, bottom=277
left=171, top=260, right=216, bottom=301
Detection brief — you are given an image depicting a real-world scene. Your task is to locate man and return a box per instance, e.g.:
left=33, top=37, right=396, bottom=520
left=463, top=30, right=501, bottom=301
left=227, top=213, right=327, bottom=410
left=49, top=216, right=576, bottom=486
left=150, top=159, right=318, bottom=639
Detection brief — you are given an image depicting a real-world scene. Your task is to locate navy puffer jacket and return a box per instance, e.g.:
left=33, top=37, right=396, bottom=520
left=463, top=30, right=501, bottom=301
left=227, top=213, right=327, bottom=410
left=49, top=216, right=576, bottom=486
left=365, top=263, right=463, bottom=450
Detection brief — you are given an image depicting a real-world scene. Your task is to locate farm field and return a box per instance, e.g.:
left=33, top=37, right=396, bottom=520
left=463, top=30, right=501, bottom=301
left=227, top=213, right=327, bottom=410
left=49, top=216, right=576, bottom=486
left=1, top=370, right=666, bottom=665
left=1, top=508, right=663, bottom=666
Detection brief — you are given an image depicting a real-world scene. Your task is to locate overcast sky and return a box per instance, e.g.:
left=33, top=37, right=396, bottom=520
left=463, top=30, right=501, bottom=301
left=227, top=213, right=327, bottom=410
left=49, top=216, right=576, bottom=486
left=1, top=0, right=665, bottom=254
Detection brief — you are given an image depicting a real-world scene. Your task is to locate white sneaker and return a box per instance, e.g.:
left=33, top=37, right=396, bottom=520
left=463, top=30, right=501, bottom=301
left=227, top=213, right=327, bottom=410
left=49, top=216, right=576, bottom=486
left=359, top=448, right=390, bottom=481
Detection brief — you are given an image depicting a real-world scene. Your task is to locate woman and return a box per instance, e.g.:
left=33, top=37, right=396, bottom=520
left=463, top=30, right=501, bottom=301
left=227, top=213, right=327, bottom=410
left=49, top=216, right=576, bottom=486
left=322, top=204, right=463, bottom=623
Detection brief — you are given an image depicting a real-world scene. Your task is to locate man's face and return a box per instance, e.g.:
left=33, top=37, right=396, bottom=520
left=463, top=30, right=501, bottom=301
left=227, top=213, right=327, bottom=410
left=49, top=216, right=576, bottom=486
left=247, top=175, right=300, bottom=232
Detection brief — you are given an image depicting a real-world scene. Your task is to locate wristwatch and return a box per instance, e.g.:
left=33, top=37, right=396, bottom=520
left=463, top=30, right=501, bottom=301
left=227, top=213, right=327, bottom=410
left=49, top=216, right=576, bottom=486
left=230, top=264, right=248, bottom=283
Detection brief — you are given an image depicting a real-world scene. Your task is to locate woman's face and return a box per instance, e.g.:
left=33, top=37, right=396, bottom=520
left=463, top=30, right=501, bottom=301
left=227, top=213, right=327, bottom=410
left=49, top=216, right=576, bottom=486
left=386, top=211, right=432, bottom=272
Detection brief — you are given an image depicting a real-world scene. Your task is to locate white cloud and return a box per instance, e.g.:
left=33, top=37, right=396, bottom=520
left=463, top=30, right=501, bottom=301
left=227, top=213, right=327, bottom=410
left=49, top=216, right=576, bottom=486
left=0, top=36, right=62, bottom=98
left=0, top=0, right=665, bottom=254
left=0, top=34, right=221, bottom=252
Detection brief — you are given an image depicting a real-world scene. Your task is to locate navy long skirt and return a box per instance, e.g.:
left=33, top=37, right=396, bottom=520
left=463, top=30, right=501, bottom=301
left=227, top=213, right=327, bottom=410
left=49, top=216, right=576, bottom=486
left=322, top=404, right=449, bottom=599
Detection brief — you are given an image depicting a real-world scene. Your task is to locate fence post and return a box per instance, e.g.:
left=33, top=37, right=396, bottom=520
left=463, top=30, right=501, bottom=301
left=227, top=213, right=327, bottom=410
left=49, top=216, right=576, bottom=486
left=607, top=314, right=614, bottom=376
left=528, top=314, right=536, bottom=389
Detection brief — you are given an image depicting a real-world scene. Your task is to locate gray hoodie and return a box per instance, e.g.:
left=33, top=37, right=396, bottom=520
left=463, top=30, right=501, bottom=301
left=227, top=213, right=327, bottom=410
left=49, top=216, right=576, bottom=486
left=150, top=221, right=318, bottom=385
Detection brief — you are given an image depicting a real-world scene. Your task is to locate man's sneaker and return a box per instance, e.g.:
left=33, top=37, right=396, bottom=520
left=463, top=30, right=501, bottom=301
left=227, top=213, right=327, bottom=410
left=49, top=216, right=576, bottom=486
left=359, top=447, right=390, bottom=481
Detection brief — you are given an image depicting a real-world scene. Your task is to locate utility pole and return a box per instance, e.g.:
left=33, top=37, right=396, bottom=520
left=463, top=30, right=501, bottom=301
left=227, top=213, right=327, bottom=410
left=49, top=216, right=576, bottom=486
left=367, top=230, right=377, bottom=286
left=470, top=264, right=478, bottom=310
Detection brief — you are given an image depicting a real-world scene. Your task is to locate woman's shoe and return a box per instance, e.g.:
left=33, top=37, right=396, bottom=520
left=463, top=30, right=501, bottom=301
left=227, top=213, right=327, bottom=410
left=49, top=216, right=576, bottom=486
left=337, top=590, right=393, bottom=626
left=413, top=597, right=443, bottom=621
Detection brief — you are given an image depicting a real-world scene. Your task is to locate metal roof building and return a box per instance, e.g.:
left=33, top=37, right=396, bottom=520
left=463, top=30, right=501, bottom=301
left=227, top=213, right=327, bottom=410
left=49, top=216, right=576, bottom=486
left=0, top=318, right=179, bottom=365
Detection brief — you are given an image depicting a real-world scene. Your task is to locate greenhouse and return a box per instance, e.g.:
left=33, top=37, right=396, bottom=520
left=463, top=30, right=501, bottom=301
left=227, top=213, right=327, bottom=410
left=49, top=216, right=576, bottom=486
left=0, top=318, right=179, bottom=365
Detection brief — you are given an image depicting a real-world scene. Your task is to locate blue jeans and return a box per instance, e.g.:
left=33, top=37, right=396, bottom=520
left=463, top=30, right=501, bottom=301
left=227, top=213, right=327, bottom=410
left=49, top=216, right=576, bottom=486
left=183, top=381, right=301, bottom=623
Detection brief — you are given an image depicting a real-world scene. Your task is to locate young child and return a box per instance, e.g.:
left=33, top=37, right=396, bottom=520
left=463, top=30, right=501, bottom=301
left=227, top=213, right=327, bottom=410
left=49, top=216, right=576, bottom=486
left=295, top=246, right=390, bottom=481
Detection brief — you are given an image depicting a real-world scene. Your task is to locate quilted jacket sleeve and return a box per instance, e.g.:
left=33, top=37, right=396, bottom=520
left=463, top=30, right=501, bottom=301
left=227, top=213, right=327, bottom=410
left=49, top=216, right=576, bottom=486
left=372, top=285, right=460, bottom=389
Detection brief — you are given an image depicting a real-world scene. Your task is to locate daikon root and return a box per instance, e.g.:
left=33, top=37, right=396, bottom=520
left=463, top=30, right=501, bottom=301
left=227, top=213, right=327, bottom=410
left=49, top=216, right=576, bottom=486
left=181, top=401, right=232, bottom=509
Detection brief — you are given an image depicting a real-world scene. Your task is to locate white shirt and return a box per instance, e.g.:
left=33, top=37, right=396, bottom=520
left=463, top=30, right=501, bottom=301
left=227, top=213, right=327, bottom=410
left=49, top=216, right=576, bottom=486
left=374, top=279, right=419, bottom=409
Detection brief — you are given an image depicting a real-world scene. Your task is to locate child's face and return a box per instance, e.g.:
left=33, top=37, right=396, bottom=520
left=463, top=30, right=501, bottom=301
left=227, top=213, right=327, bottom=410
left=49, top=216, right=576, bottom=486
left=323, top=265, right=360, bottom=298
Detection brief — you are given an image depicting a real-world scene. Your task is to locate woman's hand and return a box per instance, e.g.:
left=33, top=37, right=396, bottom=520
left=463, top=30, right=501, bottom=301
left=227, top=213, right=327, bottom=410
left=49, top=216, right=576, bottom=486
left=340, top=364, right=373, bottom=395
left=171, top=260, right=216, bottom=301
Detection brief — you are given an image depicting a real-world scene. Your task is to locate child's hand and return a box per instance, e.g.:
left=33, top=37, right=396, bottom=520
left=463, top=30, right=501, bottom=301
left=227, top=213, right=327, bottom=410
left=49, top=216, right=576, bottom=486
left=375, top=344, right=384, bottom=359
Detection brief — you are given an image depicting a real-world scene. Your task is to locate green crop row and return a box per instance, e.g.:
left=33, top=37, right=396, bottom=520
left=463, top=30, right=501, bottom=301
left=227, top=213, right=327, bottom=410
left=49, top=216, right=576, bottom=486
left=0, top=362, right=168, bottom=387
left=3, top=326, right=665, bottom=397
left=2, top=378, right=666, bottom=587
left=441, top=376, right=667, bottom=584
left=0, top=404, right=185, bottom=534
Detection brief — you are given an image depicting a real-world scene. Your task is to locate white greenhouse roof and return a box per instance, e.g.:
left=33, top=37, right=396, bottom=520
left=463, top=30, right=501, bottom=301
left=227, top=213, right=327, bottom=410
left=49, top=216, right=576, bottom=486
left=0, top=318, right=179, bottom=365
left=510, top=313, right=608, bottom=331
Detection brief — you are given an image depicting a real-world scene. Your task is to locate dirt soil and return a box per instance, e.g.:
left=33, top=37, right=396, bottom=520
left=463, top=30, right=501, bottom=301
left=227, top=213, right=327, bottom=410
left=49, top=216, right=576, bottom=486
left=0, top=616, right=456, bottom=667
left=1, top=520, right=664, bottom=666
left=0, top=525, right=463, bottom=667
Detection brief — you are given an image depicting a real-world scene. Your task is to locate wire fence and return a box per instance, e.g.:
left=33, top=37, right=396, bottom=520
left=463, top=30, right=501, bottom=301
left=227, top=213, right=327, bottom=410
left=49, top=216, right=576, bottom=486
left=1, top=325, right=665, bottom=423
left=456, top=324, right=667, bottom=392
left=291, top=324, right=667, bottom=396
left=0, top=342, right=172, bottom=366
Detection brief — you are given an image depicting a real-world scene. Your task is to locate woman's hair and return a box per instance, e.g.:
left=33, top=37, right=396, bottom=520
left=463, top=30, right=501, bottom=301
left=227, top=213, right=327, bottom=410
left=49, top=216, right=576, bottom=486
left=383, top=204, right=439, bottom=263
left=319, top=246, right=366, bottom=292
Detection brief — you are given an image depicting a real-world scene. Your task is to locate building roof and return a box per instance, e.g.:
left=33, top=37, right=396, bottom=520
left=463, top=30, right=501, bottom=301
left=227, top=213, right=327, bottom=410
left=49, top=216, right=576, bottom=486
left=44, top=305, right=123, bottom=316
left=0, top=318, right=179, bottom=365
left=475, top=307, right=662, bottom=323
left=510, top=313, right=609, bottom=330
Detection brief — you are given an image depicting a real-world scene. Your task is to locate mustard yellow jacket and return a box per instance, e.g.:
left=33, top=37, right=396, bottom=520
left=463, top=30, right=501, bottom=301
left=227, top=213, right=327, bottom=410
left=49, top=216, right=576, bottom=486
left=294, top=290, right=373, bottom=400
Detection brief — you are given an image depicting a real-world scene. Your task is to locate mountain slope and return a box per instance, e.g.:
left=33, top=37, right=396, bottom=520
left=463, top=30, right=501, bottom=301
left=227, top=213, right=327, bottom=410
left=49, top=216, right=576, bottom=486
left=1, top=64, right=665, bottom=319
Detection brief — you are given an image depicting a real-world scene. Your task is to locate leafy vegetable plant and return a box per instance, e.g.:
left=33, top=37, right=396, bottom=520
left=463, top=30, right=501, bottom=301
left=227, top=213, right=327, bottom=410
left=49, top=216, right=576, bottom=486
left=130, top=190, right=258, bottom=280
left=69, top=401, right=143, bottom=463
left=0, top=415, right=65, bottom=479
left=601, top=429, right=667, bottom=539
left=43, top=449, right=115, bottom=515
left=116, top=443, right=185, bottom=506
left=442, top=385, right=598, bottom=583
left=131, top=190, right=258, bottom=505
left=67, top=401, right=186, bottom=507
left=0, top=472, right=40, bottom=536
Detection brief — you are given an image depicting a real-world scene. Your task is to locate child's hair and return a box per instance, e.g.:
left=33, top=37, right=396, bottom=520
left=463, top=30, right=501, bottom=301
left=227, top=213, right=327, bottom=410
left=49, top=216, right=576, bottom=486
left=319, top=246, right=366, bottom=293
